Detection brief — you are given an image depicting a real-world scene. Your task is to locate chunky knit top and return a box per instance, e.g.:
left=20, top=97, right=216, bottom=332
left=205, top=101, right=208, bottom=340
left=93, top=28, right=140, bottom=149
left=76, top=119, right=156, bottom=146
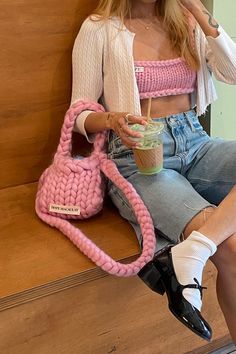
left=134, top=58, right=197, bottom=99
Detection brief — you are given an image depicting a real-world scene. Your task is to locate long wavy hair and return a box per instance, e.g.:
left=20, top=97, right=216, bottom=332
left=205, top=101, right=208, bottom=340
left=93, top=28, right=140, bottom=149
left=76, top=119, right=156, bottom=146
left=92, top=0, right=200, bottom=70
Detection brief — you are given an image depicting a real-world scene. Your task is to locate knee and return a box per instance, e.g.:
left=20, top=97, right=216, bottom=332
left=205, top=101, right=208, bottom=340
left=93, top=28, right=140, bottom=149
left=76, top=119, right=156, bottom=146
left=229, top=184, right=236, bottom=195
left=183, top=206, right=215, bottom=238
left=211, top=235, right=236, bottom=276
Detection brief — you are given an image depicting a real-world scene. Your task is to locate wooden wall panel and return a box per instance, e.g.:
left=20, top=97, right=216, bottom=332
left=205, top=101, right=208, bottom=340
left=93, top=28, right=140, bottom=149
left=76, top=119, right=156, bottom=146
left=0, top=0, right=98, bottom=189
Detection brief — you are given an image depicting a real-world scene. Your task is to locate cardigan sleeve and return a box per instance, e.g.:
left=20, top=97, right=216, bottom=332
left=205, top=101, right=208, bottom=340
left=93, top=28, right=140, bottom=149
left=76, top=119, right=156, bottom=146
left=204, top=25, right=236, bottom=84
left=70, top=16, right=104, bottom=139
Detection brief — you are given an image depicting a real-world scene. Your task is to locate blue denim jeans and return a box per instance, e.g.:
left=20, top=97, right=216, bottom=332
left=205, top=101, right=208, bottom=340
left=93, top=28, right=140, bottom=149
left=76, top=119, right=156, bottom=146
left=107, top=109, right=236, bottom=252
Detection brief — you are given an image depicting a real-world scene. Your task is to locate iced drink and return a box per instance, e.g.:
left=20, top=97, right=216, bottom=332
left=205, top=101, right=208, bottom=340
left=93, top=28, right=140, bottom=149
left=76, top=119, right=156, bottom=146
left=130, top=122, right=164, bottom=175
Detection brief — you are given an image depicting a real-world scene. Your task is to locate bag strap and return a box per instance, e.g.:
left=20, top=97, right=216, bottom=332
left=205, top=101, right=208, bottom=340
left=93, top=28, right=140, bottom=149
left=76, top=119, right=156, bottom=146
left=35, top=160, right=156, bottom=276
left=55, top=100, right=106, bottom=158
left=36, top=100, right=156, bottom=276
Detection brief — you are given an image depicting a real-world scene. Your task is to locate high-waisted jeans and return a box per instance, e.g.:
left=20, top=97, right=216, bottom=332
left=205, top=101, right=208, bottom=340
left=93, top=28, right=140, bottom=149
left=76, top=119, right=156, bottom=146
left=107, top=109, right=236, bottom=252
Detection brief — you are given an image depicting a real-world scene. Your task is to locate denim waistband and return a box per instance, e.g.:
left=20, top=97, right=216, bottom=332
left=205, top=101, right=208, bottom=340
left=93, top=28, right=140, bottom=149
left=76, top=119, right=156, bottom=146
left=107, top=109, right=200, bottom=158
left=149, top=109, right=201, bottom=136
left=152, top=108, right=197, bottom=126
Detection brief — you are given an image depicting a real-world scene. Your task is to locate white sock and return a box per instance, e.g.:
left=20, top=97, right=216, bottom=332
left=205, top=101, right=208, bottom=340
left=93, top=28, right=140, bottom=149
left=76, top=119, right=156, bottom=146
left=171, top=231, right=217, bottom=311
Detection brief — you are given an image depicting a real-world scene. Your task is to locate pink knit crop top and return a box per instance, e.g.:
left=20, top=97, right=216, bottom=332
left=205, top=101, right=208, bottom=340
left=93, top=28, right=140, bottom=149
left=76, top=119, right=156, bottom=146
left=134, top=58, right=196, bottom=99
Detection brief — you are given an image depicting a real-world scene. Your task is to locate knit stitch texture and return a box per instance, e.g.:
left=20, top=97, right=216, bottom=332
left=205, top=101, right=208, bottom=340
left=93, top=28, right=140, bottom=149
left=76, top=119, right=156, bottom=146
left=35, top=100, right=156, bottom=276
left=134, top=58, right=196, bottom=99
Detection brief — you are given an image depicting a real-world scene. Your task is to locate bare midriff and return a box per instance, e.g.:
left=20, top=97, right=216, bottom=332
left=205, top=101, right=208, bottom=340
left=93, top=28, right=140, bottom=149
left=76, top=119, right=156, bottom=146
left=140, top=93, right=192, bottom=119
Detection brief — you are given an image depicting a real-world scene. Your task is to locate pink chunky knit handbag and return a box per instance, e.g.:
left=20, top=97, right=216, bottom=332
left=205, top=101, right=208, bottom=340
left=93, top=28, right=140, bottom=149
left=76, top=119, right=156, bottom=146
left=35, top=100, right=156, bottom=277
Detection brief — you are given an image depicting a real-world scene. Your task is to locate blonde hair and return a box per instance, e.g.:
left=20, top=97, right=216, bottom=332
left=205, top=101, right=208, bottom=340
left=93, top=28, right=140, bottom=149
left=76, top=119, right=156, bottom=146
left=93, top=0, right=200, bottom=70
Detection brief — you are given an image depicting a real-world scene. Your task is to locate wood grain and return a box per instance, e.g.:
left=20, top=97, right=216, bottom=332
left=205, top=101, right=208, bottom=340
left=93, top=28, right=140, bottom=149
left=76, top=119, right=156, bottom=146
left=0, top=270, right=230, bottom=354
left=0, top=0, right=98, bottom=189
left=0, top=182, right=140, bottom=299
left=187, top=336, right=234, bottom=354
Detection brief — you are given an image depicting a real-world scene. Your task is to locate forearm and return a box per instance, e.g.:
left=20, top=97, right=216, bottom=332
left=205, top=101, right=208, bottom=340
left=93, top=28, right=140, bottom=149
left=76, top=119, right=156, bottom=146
left=84, top=111, right=110, bottom=134
left=187, top=1, right=236, bottom=84
left=83, top=110, right=148, bottom=149
left=84, top=111, right=127, bottom=134
left=186, top=1, right=219, bottom=38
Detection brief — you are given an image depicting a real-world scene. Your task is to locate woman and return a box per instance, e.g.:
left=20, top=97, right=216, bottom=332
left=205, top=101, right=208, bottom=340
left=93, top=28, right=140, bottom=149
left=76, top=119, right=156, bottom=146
left=70, top=0, right=236, bottom=342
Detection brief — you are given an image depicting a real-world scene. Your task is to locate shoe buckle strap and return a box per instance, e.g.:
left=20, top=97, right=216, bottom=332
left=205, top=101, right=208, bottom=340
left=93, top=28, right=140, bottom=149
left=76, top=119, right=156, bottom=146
left=182, top=278, right=207, bottom=299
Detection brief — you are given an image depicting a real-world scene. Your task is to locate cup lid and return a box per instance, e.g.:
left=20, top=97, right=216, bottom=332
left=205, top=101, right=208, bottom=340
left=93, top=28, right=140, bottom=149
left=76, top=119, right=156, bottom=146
left=130, top=122, right=164, bottom=135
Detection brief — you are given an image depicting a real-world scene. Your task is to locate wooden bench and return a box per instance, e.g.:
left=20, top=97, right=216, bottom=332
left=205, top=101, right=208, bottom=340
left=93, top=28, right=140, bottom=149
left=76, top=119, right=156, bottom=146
left=0, top=1, right=232, bottom=353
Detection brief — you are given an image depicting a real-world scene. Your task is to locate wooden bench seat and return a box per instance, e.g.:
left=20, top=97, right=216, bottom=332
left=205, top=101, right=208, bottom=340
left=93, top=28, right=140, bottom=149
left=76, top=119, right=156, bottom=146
left=0, top=181, right=232, bottom=353
left=0, top=181, right=139, bottom=308
left=0, top=180, right=232, bottom=351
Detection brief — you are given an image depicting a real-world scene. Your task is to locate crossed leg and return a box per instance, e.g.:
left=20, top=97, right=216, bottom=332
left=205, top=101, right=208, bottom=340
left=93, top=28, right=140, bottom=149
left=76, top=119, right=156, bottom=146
left=183, top=186, right=236, bottom=343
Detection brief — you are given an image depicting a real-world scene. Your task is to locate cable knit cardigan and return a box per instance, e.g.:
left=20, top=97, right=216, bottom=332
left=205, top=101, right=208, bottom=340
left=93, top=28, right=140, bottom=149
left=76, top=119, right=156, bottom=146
left=70, top=15, right=236, bottom=139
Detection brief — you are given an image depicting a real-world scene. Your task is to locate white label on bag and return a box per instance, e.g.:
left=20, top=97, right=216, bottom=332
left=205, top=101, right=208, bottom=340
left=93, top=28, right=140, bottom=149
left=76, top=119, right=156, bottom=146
left=49, top=204, right=81, bottom=215
left=134, top=66, right=144, bottom=73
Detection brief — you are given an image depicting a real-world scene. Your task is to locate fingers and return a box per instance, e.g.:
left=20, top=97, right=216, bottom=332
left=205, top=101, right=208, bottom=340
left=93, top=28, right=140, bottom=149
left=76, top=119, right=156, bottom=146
left=117, top=115, right=148, bottom=148
left=120, top=135, right=139, bottom=148
left=118, top=115, right=147, bottom=137
left=114, top=123, right=136, bottom=148
left=124, top=114, right=148, bottom=126
left=122, top=122, right=144, bottom=137
left=112, top=113, right=149, bottom=148
left=116, top=125, right=137, bottom=148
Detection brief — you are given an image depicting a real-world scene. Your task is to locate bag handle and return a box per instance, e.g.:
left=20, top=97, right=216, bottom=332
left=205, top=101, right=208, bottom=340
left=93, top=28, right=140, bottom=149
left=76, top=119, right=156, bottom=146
left=36, top=100, right=156, bottom=276
left=35, top=159, right=156, bottom=276
left=55, top=100, right=106, bottom=158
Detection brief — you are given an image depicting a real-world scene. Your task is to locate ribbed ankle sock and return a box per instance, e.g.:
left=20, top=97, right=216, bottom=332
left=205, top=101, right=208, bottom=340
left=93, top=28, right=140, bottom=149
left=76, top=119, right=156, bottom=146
left=171, top=231, right=217, bottom=311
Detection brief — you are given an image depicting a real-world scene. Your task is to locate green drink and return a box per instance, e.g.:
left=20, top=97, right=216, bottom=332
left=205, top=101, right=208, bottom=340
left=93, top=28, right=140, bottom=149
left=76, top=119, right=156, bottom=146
left=130, top=122, right=164, bottom=175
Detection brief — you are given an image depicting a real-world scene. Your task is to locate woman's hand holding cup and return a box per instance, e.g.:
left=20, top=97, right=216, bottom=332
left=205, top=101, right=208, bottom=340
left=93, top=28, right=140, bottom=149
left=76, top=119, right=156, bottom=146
left=106, top=112, right=148, bottom=148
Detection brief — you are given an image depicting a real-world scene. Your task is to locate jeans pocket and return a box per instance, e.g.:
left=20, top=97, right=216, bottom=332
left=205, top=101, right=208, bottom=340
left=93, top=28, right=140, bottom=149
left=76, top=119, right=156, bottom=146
left=191, top=117, right=208, bottom=136
left=108, top=134, right=133, bottom=159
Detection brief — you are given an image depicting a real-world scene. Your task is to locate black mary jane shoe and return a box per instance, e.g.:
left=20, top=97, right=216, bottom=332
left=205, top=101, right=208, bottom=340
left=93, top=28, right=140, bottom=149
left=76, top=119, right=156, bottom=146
left=138, top=246, right=212, bottom=342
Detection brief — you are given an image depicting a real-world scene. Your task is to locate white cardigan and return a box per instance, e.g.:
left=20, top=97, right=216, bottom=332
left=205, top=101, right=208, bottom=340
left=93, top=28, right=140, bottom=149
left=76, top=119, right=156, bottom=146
left=70, top=15, right=236, bottom=140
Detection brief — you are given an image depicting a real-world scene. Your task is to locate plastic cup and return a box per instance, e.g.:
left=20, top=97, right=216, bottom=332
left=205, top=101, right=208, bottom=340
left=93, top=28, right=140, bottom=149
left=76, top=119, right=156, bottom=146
left=129, top=121, right=164, bottom=175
